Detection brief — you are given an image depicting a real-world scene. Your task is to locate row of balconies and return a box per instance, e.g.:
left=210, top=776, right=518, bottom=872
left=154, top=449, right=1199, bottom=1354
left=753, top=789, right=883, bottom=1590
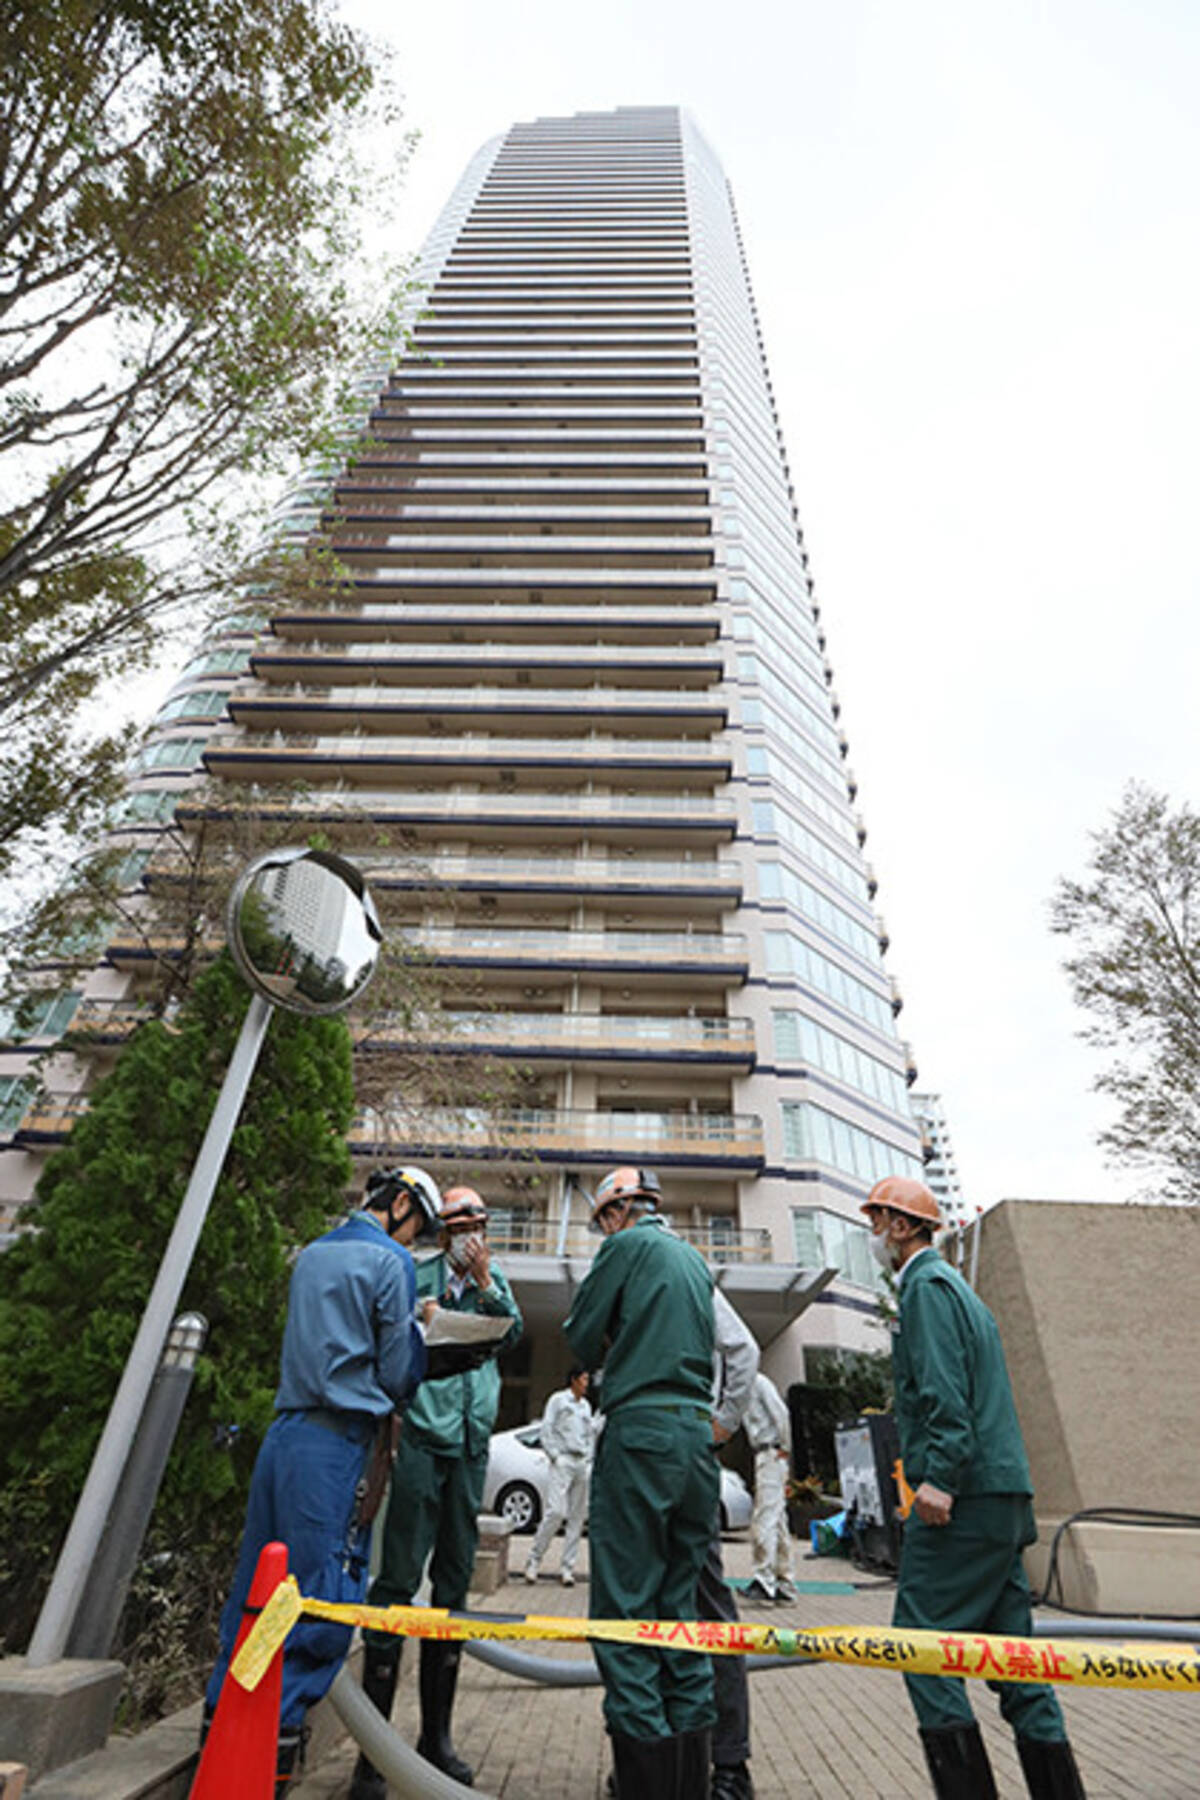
left=225, top=682, right=727, bottom=731
left=481, top=1218, right=773, bottom=1267
left=201, top=742, right=729, bottom=791
left=269, top=604, right=723, bottom=640
left=12, top=1092, right=766, bottom=1171
left=326, top=534, right=715, bottom=569
left=177, top=788, right=738, bottom=842
left=377, top=398, right=704, bottom=420
left=66, top=999, right=757, bottom=1067
left=346, top=1105, right=765, bottom=1170
left=327, top=506, right=714, bottom=535
left=201, top=731, right=730, bottom=781
left=248, top=641, right=724, bottom=683
left=103, top=924, right=750, bottom=981
left=352, top=852, right=742, bottom=899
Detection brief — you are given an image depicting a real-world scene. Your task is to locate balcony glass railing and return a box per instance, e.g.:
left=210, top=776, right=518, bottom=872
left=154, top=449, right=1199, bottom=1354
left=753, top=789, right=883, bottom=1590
left=231, top=682, right=728, bottom=714
left=364, top=1010, right=755, bottom=1056
left=67, top=998, right=154, bottom=1038
left=13, top=1092, right=91, bottom=1139
left=203, top=731, right=727, bottom=763
left=348, top=1105, right=764, bottom=1163
left=483, top=1218, right=772, bottom=1264
left=359, top=853, right=740, bottom=888
left=413, top=926, right=746, bottom=965
left=252, top=642, right=722, bottom=667
left=180, top=789, right=738, bottom=821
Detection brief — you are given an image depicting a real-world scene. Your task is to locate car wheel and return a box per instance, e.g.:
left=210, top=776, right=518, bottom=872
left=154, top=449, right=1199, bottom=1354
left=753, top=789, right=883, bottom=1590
left=719, top=1503, right=730, bottom=1533
left=496, top=1480, right=541, bottom=1533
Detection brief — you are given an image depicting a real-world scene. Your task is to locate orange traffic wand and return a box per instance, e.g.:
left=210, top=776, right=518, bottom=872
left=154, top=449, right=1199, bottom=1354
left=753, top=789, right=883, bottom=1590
left=190, top=1541, right=288, bottom=1799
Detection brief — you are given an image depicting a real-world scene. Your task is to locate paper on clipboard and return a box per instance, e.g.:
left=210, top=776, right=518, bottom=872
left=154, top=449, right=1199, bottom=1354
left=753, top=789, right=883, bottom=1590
left=423, top=1308, right=512, bottom=1348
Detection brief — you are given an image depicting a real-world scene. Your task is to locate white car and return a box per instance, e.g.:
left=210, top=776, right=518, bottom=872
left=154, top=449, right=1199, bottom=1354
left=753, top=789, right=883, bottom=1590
left=484, top=1418, right=753, bottom=1534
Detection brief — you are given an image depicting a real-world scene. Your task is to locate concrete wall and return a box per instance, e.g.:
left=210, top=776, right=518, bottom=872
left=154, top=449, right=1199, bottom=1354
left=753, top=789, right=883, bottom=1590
left=972, top=1200, right=1200, bottom=1517
left=968, top=1199, right=1200, bottom=1614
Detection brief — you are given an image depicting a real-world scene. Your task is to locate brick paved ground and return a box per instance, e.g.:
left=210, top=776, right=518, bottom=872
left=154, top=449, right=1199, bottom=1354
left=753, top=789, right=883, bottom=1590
left=295, top=1535, right=1199, bottom=1799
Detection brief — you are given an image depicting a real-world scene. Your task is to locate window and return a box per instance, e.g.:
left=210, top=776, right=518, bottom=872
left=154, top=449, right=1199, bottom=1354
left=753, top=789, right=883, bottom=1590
left=782, top=1101, right=923, bottom=1187
left=764, top=931, right=892, bottom=1032
left=0, top=1075, right=36, bottom=1134
left=0, top=990, right=81, bottom=1043
left=792, top=1205, right=882, bottom=1292
left=136, top=736, right=207, bottom=773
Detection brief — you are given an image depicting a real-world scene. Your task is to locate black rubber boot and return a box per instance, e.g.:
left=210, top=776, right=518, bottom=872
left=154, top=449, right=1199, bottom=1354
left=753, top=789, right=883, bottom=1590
left=919, top=1723, right=999, bottom=1799
left=275, top=1725, right=306, bottom=1797
left=349, top=1642, right=403, bottom=1800
left=416, top=1639, right=474, bottom=1786
left=610, top=1731, right=681, bottom=1800
left=711, top=1762, right=755, bottom=1799
left=677, top=1728, right=711, bottom=1797
left=1017, top=1737, right=1087, bottom=1799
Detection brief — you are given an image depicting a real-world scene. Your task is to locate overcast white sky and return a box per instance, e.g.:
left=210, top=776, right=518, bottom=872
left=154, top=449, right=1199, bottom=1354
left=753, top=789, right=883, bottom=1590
left=329, top=0, right=1198, bottom=1209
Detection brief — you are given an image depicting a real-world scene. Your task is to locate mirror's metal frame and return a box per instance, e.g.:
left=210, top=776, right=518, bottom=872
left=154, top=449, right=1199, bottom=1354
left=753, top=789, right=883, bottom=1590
left=226, top=847, right=382, bottom=1018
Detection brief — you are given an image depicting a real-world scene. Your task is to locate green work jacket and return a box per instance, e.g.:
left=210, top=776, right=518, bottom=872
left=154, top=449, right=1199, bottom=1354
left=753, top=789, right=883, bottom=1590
left=403, top=1254, right=522, bottom=1459
left=564, top=1214, right=713, bottom=1415
left=892, top=1247, right=1032, bottom=1497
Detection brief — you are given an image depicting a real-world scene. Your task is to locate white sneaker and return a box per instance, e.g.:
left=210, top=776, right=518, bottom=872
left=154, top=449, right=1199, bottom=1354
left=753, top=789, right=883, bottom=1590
left=524, top=1566, right=540, bottom=1584
left=561, top=1571, right=576, bottom=1587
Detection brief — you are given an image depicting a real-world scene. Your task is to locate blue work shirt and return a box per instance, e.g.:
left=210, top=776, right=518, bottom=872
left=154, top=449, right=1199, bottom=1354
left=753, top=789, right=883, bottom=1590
left=275, top=1212, right=425, bottom=1418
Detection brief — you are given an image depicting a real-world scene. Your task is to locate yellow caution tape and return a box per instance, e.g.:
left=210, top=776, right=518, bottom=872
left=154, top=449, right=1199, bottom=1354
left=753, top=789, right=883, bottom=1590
left=231, top=1575, right=303, bottom=1691
left=230, top=1584, right=1200, bottom=1697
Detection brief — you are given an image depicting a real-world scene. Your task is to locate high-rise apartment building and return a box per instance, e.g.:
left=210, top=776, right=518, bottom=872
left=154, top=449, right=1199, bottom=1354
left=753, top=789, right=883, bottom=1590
left=910, top=1092, right=966, bottom=1225
left=0, top=108, right=925, bottom=1388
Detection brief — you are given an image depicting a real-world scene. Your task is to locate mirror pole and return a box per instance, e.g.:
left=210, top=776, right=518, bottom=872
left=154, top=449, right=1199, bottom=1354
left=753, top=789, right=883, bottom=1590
left=25, top=993, right=275, bottom=1667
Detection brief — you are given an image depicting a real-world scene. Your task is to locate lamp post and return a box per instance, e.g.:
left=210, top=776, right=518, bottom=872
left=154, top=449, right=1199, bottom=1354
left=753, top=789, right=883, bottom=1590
left=25, top=849, right=382, bottom=1668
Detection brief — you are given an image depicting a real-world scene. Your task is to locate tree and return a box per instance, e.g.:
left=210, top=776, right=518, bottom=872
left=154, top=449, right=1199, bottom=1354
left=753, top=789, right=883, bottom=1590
left=1050, top=782, right=1200, bottom=1201
left=0, top=952, right=356, bottom=1698
left=0, top=0, right=412, bottom=873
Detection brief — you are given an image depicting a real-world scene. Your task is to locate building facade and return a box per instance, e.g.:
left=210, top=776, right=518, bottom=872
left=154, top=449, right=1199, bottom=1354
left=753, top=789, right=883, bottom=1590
left=909, top=1091, right=966, bottom=1225
left=0, top=108, right=925, bottom=1392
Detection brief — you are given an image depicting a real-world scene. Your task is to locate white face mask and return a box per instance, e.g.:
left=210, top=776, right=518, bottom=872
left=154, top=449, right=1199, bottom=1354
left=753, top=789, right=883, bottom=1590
left=448, top=1231, right=482, bottom=1271
left=869, top=1227, right=896, bottom=1271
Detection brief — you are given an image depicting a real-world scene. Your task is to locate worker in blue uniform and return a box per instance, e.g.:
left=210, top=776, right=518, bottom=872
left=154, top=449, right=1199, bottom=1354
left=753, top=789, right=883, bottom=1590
left=864, top=1175, right=1087, bottom=1800
left=204, top=1165, right=442, bottom=1795
left=353, top=1184, right=522, bottom=1793
left=565, top=1165, right=717, bottom=1800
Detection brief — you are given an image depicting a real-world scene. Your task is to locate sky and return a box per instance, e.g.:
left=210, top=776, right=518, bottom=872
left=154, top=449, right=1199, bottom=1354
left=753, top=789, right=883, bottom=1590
left=328, top=0, right=1199, bottom=1210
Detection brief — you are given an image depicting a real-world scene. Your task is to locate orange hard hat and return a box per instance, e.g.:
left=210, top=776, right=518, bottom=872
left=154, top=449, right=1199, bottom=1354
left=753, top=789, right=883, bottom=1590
left=861, top=1175, right=942, bottom=1228
left=440, top=1185, right=488, bottom=1229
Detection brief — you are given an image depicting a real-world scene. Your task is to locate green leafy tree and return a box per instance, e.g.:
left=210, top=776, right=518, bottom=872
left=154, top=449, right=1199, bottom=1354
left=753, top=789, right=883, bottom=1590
left=1051, top=781, right=1200, bottom=1201
left=0, top=952, right=356, bottom=1694
left=0, top=0, right=413, bottom=874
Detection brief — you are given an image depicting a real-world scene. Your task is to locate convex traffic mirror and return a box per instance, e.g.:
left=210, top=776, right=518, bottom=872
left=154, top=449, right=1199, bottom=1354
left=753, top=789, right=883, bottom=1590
left=227, top=848, right=382, bottom=1016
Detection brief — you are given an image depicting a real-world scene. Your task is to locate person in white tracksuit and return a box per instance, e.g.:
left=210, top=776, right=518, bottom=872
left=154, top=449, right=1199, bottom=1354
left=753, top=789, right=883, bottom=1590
left=524, top=1365, right=595, bottom=1585
left=743, top=1371, right=796, bottom=1605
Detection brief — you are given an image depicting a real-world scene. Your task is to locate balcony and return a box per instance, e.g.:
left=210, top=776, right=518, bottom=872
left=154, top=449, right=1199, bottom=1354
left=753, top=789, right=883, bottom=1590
left=249, top=640, right=724, bottom=685
left=348, top=1104, right=765, bottom=1170
left=270, top=598, right=721, bottom=639
left=362, top=1009, right=756, bottom=1067
left=66, top=998, right=155, bottom=1042
left=227, top=681, right=728, bottom=733
left=410, top=926, right=749, bottom=981
left=201, top=729, right=730, bottom=785
left=177, top=787, right=739, bottom=842
left=484, top=1216, right=772, bottom=1265
left=358, top=852, right=742, bottom=901
left=12, top=1092, right=91, bottom=1143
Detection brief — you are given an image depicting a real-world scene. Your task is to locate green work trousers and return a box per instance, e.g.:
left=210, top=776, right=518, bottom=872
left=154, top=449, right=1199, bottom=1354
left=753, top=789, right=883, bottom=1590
left=363, top=1430, right=488, bottom=1647
left=894, top=1493, right=1067, bottom=1740
left=589, top=1403, right=718, bottom=1741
